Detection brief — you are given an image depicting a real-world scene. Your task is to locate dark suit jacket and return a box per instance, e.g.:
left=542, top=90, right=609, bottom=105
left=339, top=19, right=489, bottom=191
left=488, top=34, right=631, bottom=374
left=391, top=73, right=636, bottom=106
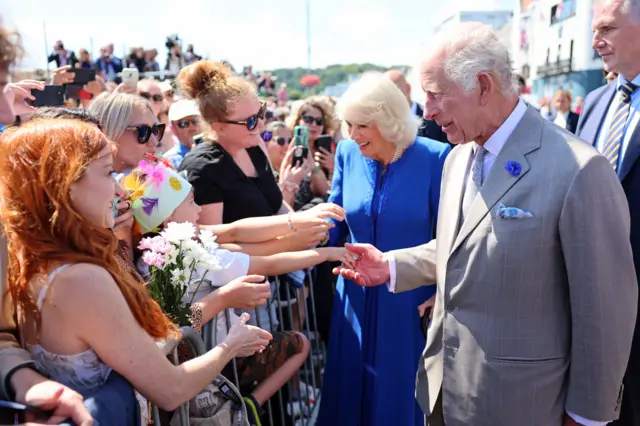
left=47, top=51, right=78, bottom=68
left=415, top=103, right=451, bottom=145
left=577, top=82, right=640, bottom=426
left=566, top=111, right=580, bottom=134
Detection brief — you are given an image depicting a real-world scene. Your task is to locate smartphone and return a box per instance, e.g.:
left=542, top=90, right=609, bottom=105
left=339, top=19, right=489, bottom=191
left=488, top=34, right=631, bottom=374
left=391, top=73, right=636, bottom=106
left=71, top=68, right=96, bottom=85
left=315, top=135, right=333, bottom=153
left=292, top=126, right=309, bottom=168
left=0, top=400, right=53, bottom=423
left=65, top=84, right=92, bottom=101
left=121, top=68, right=139, bottom=89
left=29, top=85, right=65, bottom=107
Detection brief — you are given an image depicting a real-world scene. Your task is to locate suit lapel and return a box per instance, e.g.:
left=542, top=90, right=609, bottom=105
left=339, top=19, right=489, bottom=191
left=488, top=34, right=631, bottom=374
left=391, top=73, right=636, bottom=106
left=442, top=145, right=473, bottom=256
left=450, top=107, right=543, bottom=255
left=582, top=84, right=616, bottom=145
left=619, top=115, right=640, bottom=181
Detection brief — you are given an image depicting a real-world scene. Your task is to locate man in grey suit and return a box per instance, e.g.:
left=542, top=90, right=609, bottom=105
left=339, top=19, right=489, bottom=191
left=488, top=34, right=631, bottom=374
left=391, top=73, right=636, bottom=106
left=334, top=22, right=638, bottom=426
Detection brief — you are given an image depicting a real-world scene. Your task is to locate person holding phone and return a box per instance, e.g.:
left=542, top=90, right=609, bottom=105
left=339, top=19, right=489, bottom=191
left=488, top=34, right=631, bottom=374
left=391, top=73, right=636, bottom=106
left=287, top=97, right=337, bottom=211
left=317, top=72, right=450, bottom=426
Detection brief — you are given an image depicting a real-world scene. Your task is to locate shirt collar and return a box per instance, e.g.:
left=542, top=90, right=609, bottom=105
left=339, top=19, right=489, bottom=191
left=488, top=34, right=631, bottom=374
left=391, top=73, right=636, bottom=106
left=617, top=74, right=640, bottom=89
left=475, top=99, right=528, bottom=157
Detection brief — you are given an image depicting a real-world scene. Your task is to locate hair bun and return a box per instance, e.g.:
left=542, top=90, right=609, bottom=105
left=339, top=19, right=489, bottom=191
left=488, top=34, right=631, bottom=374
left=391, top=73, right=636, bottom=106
left=177, top=60, right=232, bottom=99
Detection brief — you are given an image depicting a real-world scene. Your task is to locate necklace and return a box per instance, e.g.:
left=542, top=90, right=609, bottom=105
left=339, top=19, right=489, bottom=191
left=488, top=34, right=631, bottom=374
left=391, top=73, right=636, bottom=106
left=390, top=145, right=404, bottom=164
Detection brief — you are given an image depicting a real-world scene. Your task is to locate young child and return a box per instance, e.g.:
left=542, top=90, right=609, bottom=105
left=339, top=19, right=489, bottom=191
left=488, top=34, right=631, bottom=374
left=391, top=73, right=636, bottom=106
left=123, top=160, right=352, bottom=425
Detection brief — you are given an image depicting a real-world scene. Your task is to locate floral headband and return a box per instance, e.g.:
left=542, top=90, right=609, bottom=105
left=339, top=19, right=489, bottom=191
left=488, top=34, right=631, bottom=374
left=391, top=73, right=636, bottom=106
left=122, top=160, right=192, bottom=234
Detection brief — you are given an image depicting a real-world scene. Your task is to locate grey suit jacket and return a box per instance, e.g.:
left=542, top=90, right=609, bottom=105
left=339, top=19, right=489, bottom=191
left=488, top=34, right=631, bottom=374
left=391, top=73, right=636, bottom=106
left=391, top=106, right=638, bottom=426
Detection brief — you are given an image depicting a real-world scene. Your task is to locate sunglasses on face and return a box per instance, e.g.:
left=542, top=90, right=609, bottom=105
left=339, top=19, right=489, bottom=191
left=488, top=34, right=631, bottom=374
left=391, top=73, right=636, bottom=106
left=140, top=92, right=164, bottom=104
left=224, top=102, right=267, bottom=131
left=125, top=123, right=166, bottom=144
left=176, top=118, right=200, bottom=129
left=262, top=131, right=291, bottom=146
left=301, top=115, right=324, bottom=126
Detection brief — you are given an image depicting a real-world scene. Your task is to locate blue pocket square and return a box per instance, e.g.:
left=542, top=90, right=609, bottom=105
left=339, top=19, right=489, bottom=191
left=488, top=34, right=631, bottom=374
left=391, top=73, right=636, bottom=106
left=497, top=203, right=534, bottom=219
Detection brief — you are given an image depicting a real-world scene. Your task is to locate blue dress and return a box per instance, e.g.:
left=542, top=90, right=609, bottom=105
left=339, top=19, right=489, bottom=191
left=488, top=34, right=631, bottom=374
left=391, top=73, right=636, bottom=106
left=318, top=137, right=450, bottom=426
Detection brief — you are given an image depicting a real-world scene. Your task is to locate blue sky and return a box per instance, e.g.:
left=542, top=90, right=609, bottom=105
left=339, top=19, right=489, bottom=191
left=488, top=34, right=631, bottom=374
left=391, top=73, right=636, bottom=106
left=2, top=0, right=514, bottom=72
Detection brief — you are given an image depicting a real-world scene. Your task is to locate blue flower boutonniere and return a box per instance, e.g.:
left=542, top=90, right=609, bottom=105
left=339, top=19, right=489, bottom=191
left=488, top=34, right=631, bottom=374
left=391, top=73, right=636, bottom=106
left=504, top=161, right=521, bottom=177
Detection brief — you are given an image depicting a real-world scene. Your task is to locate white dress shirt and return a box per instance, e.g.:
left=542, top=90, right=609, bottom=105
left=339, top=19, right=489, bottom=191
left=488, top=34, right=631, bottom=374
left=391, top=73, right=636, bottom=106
left=554, top=111, right=569, bottom=129
left=595, top=73, right=640, bottom=172
left=386, top=99, right=607, bottom=426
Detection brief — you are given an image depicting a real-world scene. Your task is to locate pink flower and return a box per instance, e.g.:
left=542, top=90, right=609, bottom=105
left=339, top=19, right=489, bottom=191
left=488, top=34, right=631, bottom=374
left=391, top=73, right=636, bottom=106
left=148, top=236, right=172, bottom=254
left=142, top=250, right=167, bottom=269
left=138, top=237, right=154, bottom=251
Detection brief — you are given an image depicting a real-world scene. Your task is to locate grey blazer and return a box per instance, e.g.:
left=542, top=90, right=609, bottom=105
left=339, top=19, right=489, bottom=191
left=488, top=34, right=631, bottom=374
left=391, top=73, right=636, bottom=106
left=391, top=106, right=638, bottom=426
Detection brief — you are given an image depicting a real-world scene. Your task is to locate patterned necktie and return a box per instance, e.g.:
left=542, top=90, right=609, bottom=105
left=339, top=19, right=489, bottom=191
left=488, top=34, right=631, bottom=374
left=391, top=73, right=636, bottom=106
left=603, top=82, right=638, bottom=171
left=461, top=146, right=488, bottom=221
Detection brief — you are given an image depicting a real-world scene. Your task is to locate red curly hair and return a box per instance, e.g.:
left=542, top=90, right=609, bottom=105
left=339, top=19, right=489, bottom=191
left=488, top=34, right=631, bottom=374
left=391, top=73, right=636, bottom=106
left=0, top=119, right=175, bottom=339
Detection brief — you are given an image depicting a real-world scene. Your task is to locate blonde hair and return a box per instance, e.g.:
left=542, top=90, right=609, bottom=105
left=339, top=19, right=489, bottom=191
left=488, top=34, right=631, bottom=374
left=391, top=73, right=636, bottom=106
left=287, top=96, right=337, bottom=135
left=88, top=92, right=155, bottom=142
left=177, top=60, right=255, bottom=122
left=554, top=89, right=572, bottom=103
left=336, top=72, right=420, bottom=149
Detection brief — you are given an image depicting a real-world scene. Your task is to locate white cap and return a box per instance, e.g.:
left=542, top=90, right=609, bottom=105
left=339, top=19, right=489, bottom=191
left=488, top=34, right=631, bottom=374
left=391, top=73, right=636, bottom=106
left=169, top=100, right=200, bottom=122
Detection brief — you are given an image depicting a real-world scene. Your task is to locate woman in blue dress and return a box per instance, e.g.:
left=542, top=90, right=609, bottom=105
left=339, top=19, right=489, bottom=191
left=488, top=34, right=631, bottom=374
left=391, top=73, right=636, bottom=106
left=318, top=72, right=450, bottom=426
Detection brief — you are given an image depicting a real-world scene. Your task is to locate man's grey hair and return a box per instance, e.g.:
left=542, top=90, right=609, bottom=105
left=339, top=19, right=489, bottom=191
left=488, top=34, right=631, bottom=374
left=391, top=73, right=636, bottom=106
left=595, top=0, right=640, bottom=19
left=428, top=22, right=514, bottom=94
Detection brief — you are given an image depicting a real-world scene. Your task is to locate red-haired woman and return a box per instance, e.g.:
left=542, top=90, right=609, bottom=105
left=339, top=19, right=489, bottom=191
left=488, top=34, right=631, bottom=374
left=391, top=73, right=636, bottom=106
left=0, top=119, right=272, bottom=423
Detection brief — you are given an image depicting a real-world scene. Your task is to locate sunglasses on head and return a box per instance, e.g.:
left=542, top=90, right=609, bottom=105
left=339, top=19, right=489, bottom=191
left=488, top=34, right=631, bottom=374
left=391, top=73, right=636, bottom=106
left=261, top=131, right=291, bottom=146
left=224, top=102, right=267, bottom=131
left=176, top=118, right=200, bottom=129
left=301, top=115, right=324, bottom=126
left=125, top=123, right=166, bottom=144
left=140, top=92, right=164, bottom=104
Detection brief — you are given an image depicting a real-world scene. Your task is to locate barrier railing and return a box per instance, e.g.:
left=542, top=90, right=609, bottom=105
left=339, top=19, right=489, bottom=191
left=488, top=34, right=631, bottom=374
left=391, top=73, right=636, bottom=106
left=150, top=268, right=327, bottom=426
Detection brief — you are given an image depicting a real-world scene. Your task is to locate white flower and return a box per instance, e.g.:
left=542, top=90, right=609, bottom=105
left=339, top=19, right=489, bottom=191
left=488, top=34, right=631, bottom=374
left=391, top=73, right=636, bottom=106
left=198, top=252, right=222, bottom=271
left=161, top=222, right=196, bottom=244
left=199, top=229, right=219, bottom=252
left=164, top=246, right=179, bottom=266
left=171, top=268, right=189, bottom=287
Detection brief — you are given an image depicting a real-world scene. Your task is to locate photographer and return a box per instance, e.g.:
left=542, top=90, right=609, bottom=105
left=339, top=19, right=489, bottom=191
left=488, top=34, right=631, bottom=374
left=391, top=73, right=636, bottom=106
left=47, top=40, right=77, bottom=68
left=165, top=36, right=185, bottom=76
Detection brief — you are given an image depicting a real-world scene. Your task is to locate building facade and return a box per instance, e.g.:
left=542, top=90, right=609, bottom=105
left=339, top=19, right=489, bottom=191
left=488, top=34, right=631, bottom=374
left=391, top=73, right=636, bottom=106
left=512, top=0, right=604, bottom=102
left=435, top=10, right=514, bottom=35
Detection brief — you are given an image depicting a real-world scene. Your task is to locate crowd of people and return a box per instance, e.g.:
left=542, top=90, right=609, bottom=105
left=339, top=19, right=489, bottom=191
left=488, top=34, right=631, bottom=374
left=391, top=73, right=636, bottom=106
left=1, top=0, right=640, bottom=425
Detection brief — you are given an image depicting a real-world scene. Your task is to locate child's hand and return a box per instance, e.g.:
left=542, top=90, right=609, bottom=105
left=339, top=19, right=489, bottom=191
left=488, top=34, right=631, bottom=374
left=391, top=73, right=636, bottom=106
left=324, top=247, right=357, bottom=269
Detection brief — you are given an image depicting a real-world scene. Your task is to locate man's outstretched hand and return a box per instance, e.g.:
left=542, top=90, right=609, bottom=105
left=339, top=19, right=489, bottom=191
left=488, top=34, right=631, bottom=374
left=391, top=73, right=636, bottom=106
left=332, top=243, right=391, bottom=287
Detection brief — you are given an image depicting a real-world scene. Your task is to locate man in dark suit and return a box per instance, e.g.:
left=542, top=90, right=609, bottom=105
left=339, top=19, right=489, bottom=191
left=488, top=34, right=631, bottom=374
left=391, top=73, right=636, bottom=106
left=576, top=1, right=640, bottom=424
left=47, top=40, right=78, bottom=68
left=385, top=69, right=450, bottom=145
left=552, top=89, right=580, bottom=133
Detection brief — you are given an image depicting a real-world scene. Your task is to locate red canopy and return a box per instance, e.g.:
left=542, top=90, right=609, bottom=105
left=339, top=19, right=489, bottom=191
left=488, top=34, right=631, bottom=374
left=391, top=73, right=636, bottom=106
left=300, top=74, right=321, bottom=87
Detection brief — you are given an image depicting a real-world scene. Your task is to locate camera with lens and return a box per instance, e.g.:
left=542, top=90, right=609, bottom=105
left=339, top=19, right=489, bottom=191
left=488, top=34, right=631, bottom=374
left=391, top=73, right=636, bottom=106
left=165, top=35, right=180, bottom=50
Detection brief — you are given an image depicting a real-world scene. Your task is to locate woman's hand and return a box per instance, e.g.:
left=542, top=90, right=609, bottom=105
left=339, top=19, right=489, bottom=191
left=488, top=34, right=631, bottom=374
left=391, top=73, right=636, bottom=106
left=224, top=313, right=273, bottom=357
left=113, top=200, right=133, bottom=242
left=50, top=66, right=75, bottom=86
left=314, top=146, right=335, bottom=174
left=418, top=294, right=435, bottom=320
left=281, top=224, right=331, bottom=250
left=217, top=275, right=272, bottom=310
left=293, top=203, right=345, bottom=228
left=321, top=247, right=357, bottom=268
left=3, top=80, right=45, bottom=118
left=279, top=139, right=310, bottom=187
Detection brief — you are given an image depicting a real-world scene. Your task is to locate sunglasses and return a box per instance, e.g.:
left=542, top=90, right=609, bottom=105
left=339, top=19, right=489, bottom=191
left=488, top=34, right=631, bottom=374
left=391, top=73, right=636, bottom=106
left=224, top=102, right=267, bottom=131
left=301, top=115, right=324, bottom=126
left=176, top=118, right=200, bottom=129
left=140, top=92, right=164, bottom=104
left=262, top=131, right=291, bottom=146
left=125, top=123, right=166, bottom=144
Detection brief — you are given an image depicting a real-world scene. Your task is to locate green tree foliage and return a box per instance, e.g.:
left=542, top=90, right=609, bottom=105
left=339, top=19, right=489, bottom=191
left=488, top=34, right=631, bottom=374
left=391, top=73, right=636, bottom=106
left=270, top=63, right=408, bottom=94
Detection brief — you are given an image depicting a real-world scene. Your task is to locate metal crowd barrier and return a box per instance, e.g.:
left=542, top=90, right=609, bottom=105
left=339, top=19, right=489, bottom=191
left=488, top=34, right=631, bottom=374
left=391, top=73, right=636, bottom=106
left=202, top=270, right=327, bottom=426
left=148, top=268, right=328, bottom=426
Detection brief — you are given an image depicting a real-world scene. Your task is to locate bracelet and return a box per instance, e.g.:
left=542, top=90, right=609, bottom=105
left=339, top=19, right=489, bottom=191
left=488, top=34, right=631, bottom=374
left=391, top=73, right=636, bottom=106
left=288, top=211, right=296, bottom=232
left=280, top=180, right=299, bottom=193
left=190, top=302, right=204, bottom=333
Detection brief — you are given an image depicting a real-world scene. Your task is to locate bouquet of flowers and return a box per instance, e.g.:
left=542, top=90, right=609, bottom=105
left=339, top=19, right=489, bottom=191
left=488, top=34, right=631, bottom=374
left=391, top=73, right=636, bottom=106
left=138, top=222, right=221, bottom=326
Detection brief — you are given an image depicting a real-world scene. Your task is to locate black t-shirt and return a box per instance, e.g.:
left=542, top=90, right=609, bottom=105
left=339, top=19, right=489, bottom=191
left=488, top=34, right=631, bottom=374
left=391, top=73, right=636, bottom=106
left=179, top=142, right=282, bottom=224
